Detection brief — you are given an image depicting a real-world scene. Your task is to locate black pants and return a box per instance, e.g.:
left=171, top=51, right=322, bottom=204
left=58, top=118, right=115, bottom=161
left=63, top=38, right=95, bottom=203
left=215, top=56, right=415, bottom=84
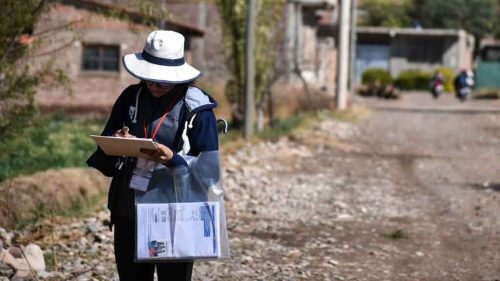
left=113, top=215, right=194, bottom=281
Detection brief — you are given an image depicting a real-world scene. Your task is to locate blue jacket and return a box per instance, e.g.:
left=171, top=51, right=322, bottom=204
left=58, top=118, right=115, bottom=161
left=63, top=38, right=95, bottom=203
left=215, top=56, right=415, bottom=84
left=86, top=82, right=219, bottom=219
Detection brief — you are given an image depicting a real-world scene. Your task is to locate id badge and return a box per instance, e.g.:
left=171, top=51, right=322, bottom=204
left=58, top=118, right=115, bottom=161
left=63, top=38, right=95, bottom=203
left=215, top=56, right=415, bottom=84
left=130, top=158, right=156, bottom=192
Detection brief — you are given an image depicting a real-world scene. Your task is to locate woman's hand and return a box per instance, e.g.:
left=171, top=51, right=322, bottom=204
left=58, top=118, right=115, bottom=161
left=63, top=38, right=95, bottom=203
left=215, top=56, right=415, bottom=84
left=113, top=126, right=136, bottom=138
left=140, top=143, right=174, bottom=164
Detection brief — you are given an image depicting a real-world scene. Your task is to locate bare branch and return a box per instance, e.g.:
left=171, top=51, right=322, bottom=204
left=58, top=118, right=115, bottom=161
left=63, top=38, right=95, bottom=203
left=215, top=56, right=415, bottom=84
left=33, top=18, right=85, bottom=37
left=32, top=39, right=77, bottom=57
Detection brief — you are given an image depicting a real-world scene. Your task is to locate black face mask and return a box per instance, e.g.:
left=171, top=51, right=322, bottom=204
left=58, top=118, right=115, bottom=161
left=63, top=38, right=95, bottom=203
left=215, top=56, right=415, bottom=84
left=140, top=82, right=189, bottom=132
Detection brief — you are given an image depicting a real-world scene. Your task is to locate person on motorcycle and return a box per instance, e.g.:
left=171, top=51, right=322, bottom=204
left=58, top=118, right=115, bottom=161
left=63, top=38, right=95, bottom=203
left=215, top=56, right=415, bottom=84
left=430, top=70, right=445, bottom=99
left=454, top=69, right=475, bottom=102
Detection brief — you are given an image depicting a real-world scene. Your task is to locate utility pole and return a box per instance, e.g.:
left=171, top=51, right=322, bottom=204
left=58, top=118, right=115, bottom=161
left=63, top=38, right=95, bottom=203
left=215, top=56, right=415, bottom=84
left=336, top=0, right=351, bottom=110
left=158, top=0, right=167, bottom=29
left=194, top=1, right=207, bottom=69
left=349, top=0, right=358, bottom=94
left=244, top=0, right=256, bottom=140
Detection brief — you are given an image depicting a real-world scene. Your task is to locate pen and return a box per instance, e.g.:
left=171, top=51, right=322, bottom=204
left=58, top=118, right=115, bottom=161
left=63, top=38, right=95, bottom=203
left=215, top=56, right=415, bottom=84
left=122, top=123, right=129, bottom=134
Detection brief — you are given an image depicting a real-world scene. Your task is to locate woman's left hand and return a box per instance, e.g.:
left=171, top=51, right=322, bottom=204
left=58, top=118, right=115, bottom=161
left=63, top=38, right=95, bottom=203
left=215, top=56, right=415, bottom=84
left=140, top=143, right=174, bottom=163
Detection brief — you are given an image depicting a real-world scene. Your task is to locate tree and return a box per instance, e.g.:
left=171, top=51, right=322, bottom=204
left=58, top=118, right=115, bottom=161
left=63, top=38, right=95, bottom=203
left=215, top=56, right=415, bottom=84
left=216, top=0, right=286, bottom=129
left=360, top=0, right=414, bottom=27
left=414, top=0, right=498, bottom=43
left=0, top=0, right=70, bottom=139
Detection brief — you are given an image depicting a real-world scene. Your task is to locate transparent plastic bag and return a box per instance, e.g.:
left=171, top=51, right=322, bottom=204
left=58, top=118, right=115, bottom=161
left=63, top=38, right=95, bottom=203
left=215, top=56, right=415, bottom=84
left=134, top=151, right=230, bottom=261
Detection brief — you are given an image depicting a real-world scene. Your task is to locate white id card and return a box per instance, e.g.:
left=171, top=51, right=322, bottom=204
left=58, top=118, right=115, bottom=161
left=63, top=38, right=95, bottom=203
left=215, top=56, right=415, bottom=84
left=130, top=158, right=156, bottom=192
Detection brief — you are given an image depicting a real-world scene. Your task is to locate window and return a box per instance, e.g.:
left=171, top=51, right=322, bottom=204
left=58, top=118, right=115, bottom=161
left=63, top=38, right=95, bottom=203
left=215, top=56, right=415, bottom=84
left=481, top=46, right=500, bottom=62
left=82, top=44, right=120, bottom=72
left=407, top=39, right=443, bottom=63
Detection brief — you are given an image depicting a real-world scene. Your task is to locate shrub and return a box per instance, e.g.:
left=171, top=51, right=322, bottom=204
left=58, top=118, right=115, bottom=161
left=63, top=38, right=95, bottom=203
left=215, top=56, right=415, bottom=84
left=395, top=70, right=432, bottom=90
left=362, top=68, right=393, bottom=86
left=435, top=67, right=456, bottom=93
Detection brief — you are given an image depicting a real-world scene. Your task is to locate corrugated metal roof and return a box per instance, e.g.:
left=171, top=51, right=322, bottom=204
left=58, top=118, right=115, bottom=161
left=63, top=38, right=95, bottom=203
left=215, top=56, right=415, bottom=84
left=357, top=26, right=464, bottom=37
left=289, top=0, right=336, bottom=9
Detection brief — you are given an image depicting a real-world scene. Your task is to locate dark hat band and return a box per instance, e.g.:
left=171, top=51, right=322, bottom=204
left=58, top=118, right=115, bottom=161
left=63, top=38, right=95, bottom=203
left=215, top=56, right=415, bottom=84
left=142, top=50, right=185, bottom=66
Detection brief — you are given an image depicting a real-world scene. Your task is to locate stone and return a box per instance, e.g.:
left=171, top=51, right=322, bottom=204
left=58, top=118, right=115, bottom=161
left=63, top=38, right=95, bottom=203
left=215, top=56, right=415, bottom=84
left=8, top=247, right=22, bottom=259
left=23, top=244, right=46, bottom=272
left=0, top=262, right=14, bottom=277
left=328, top=259, right=339, bottom=266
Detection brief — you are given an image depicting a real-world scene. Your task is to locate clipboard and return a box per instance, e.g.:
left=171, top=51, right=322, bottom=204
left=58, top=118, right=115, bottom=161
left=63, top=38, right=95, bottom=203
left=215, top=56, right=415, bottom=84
left=90, top=135, right=157, bottom=158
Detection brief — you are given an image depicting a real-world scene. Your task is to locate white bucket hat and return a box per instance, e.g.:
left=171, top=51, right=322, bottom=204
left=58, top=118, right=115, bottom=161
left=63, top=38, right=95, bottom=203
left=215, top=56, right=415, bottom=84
left=123, top=30, right=201, bottom=84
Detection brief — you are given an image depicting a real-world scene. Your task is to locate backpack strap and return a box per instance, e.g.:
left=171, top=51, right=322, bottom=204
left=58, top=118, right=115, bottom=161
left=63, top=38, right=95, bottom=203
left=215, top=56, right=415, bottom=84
left=179, top=112, right=197, bottom=156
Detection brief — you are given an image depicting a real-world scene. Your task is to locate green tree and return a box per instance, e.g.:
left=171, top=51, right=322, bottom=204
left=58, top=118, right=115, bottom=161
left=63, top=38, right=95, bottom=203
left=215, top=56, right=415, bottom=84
left=360, top=0, right=414, bottom=27
left=0, top=0, right=70, bottom=139
left=414, top=0, right=498, bottom=42
left=217, top=0, right=286, bottom=128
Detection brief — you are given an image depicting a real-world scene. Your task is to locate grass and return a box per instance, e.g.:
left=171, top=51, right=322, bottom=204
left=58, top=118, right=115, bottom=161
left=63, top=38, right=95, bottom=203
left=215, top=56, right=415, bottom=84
left=44, top=251, right=57, bottom=271
left=473, top=88, right=500, bottom=99
left=330, top=105, right=371, bottom=123
left=13, top=193, right=106, bottom=230
left=14, top=193, right=106, bottom=230
left=2, top=105, right=369, bottom=229
left=218, top=111, right=321, bottom=154
left=384, top=229, right=409, bottom=240
left=59, top=193, right=106, bottom=218
left=0, top=113, right=106, bottom=182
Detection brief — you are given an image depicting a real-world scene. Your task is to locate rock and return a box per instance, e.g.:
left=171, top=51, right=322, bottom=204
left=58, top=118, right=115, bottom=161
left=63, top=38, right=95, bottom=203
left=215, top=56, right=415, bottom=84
left=241, top=256, right=253, bottom=264
left=87, top=223, right=99, bottom=234
left=286, top=249, right=302, bottom=258
left=0, top=243, right=46, bottom=278
left=0, top=228, right=11, bottom=248
left=37, top=270, right=54, bottom=279
left=415, top=251, right=424, bottom=257
left=8, top=247, right=22, bottom=259
left=22, top=244, right=45, bottom=273
left=0, top=248, right=29, bottom=277
left=336, top=213, right=354, bottom=220
left=95, top=265, right=106, bottom=274
left=328, top=259, right=339, bottom=266
left=0, top=262, right=14, bottom=277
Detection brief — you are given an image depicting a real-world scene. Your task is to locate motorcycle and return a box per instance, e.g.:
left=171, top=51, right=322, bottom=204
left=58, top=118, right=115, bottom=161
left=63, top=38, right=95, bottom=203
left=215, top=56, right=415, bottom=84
left=430, top=83, right=444, bottom=99
left=456, top=86, right=471, bottom=102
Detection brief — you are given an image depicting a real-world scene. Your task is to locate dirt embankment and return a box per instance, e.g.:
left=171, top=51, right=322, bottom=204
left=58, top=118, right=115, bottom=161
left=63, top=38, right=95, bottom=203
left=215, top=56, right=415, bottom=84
left=0, top=168, right=110, bottom=228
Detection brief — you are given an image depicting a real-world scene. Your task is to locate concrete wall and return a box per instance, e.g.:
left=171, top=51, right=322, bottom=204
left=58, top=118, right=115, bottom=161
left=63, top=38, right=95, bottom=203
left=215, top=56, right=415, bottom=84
left=390, top=35, right=457, bottom=76
left=457, top=30, right=475, bottom=70
left=285, top=2, right=337, bottom=94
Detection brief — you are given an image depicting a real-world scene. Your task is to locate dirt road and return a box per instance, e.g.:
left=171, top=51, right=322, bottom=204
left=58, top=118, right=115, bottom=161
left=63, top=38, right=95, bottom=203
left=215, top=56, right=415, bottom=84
left=6, top=92, right=497, bottom=281
left=198, top=93, right=500, bottom=281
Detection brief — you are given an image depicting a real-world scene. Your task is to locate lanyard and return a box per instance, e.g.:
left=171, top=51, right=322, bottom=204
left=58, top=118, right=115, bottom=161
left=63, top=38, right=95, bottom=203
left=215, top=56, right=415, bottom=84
left=144, top=110, right=170, bottom=141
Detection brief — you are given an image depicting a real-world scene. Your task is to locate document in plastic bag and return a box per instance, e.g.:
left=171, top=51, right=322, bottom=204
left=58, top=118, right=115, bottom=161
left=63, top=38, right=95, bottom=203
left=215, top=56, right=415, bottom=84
left=136, top=202, right=221, bottom=260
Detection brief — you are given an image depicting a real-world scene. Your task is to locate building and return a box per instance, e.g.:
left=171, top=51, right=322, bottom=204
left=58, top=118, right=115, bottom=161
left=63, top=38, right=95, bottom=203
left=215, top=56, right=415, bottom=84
left=284, top=0, right=338, bottom=94
left=476, top=38, right=500, bottom=90
left=34, top=0, right=342, bottom=114
left=355, top=27, right=475, bottom=82
left=34, top=0, right=204, bottom=113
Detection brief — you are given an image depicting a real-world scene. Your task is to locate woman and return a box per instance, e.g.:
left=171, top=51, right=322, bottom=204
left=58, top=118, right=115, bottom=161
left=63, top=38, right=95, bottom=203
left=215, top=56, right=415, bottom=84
left=87, top=30, right=219, bottom=281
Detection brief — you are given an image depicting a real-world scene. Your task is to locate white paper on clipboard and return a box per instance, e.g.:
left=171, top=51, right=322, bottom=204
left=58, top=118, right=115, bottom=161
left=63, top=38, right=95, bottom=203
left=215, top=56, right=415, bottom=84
left=90, top=135, right=157, bottom=158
